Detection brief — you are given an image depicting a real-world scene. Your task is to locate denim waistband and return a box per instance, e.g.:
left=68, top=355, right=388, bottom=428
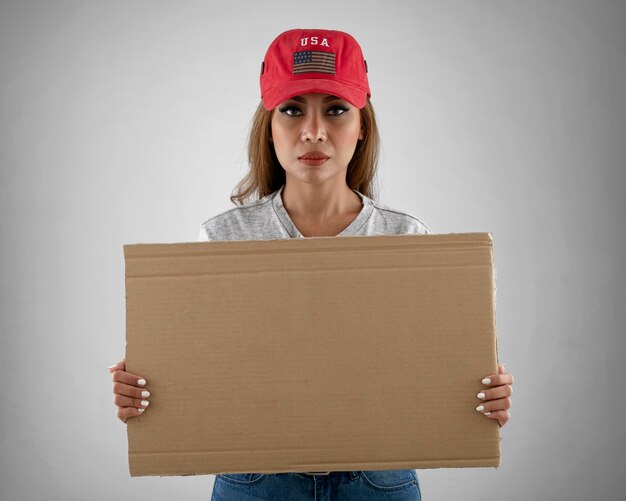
left=297, top=471, right=361, bottom=480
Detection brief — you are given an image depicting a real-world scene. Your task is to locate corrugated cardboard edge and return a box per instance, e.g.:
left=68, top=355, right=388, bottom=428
left=491, top=232, right=502, bottom=469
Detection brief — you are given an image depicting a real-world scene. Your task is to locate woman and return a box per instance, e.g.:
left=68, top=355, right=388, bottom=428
left=109, top=28, right=514, bottom=500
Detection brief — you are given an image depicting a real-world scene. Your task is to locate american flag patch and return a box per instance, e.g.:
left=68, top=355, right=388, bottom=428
left=293, top=51, right=336, bottom=75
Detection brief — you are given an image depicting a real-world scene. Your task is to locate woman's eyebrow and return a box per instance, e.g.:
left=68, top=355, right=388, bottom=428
left=289, top=95, right=342, bottom=103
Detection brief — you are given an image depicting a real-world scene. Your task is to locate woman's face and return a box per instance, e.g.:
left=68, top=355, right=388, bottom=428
left=270, top=93, right=364, bottom=187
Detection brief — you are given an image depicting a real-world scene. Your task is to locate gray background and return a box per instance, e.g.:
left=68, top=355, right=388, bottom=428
left=1, top=0, right=624, bottom=499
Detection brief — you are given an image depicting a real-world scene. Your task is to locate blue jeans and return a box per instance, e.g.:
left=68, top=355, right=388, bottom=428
left=211, top=470, right=421, bottom=500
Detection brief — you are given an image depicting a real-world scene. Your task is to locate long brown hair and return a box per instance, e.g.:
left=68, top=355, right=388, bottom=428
left=229, top=97, right=380, bottom=206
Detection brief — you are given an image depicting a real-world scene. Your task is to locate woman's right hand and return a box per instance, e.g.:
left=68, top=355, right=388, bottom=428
left=108, top=358, right=150, bottom=423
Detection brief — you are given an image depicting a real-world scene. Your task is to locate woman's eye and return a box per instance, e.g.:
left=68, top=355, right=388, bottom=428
left=278, top=106, right=302, bottom=117
left=327, top=105, right=349, bottom=116
left=277, top=104, right=349, bottom=117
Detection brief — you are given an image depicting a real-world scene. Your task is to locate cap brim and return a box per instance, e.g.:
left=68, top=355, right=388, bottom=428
left=262, top=78, right=368, bottom=110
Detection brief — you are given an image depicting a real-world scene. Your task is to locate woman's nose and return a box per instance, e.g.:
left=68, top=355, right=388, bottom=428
left=301, top=114, right=327, bottom=143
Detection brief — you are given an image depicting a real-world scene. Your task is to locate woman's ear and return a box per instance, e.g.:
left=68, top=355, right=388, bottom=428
left=358, top=126, right=365, bottom=141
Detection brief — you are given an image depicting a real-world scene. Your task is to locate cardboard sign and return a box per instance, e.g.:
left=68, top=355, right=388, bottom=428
left=124, top=233, right=500, bottom=476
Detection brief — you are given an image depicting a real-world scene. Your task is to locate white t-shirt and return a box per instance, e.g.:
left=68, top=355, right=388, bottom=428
left=198, top=184, right=431, bottom=241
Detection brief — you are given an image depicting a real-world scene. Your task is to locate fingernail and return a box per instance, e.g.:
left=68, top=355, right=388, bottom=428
left=482, top=378, right=491, bottom=385
left=476, top=405, right=485, bottom=412
left=141, top=400, right=149, bottom=407
left=484, top=412, right=491, bottom=416
left=138, top=408, right=145, bottom=413
left=107, top=364, right=116, bottom=370
left=141, top=391, right=151, bottom=398
left=137, top=379, right=146, bottom=386
left=477, top=392, right=485, bottom=399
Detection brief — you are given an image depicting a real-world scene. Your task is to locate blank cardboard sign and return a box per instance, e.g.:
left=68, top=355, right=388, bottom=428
left=123, top=233, right=500, bottom=476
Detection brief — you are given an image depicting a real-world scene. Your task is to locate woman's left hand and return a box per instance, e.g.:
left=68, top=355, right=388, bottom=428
left=475, top=363, right=514, bottom=428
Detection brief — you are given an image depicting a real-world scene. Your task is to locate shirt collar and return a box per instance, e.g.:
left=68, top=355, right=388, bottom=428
left=271, top=184, right=373, bottom=238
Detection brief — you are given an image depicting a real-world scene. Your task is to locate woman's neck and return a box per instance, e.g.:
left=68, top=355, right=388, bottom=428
left=281, top=179, right=362, bottom=223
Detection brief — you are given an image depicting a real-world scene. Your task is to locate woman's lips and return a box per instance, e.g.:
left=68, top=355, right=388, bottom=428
left=298, top=152, right=329, bottom=166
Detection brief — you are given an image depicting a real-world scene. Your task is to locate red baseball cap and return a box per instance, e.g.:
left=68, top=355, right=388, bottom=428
left=260, top=28, right=371, bottom=110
